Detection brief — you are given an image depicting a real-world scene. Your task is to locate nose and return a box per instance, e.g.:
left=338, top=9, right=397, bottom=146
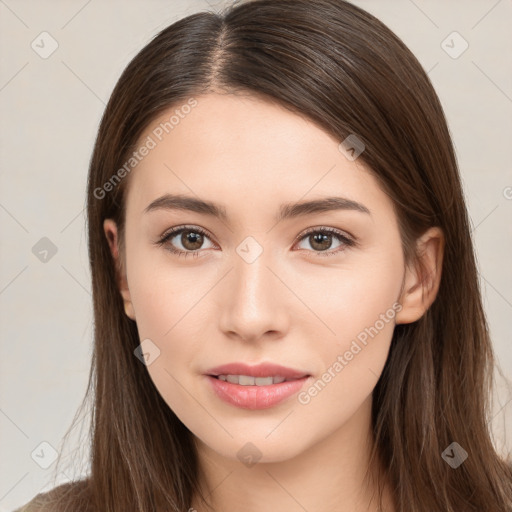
left=218, top=246, right=290, bottom=344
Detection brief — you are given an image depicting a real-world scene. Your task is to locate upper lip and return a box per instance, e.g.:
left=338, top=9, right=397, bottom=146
left=206, top=362, right=310, bottom=379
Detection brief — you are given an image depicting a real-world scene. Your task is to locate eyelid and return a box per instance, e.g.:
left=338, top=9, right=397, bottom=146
left=158, top=224, right=214, bottom=244
left=293, top=225, right=355, bottom=244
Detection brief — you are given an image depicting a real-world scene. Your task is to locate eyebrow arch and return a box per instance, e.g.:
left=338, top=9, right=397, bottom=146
left=144, top=193, right=371, bottom=222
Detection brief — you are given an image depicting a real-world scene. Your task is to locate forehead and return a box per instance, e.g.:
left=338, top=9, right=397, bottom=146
left=124, top=93, right=387, bottom=221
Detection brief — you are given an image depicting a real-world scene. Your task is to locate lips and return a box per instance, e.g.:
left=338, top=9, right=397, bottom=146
left=204, top=362, right=311, bottom=410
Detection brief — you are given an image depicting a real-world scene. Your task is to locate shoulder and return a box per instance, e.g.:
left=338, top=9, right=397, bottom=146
left=13, top=479, right=91, bottom=512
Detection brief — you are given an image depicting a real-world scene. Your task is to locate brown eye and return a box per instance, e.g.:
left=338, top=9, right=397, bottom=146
left=295, top=227, right=355, bottom=256
left=180, top=230, right=204, bottom=251
left=156, top=225, right=215, bottom=258
left=308, top=232, right=334, bottom=251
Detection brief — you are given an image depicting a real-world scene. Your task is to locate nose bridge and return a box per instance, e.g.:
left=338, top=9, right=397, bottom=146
left=234, top=241, right=273, bottom=302
left=218, top=236, right=289, bottom=341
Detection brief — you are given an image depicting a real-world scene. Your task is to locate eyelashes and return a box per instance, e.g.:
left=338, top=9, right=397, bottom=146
left=155, top=224, right=357, bottom=260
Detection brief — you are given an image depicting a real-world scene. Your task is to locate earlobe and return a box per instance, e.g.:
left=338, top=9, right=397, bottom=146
left=395, top=227, right=445, bottom=325
left=103, top=219, right=136, bottom=321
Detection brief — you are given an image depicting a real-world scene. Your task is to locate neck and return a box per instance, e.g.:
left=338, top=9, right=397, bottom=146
left=191, top=395, right=394, bottom=512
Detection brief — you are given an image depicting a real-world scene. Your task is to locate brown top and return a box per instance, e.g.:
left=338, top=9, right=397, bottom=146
left=13, top=480, right=90, bottom=512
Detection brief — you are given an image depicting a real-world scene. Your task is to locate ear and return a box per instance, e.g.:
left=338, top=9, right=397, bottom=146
left=395, top=227, right=445, bottom=325
left=103, top=219, right=136, bottom=320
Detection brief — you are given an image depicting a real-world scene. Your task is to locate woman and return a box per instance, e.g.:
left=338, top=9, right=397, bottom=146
left=16, top=0, right=512, bottom=510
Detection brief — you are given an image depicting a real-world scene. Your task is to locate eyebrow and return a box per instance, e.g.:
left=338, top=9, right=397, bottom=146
left=144, top=193, right=371, bottom=222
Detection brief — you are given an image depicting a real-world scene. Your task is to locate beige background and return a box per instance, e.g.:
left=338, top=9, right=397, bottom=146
left=1, top=0, right=511, bottom=510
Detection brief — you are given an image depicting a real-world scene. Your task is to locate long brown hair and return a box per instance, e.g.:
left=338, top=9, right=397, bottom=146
left=19, top=0, right=512, bottom=511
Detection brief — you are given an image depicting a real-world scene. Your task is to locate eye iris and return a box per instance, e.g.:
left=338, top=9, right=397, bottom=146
left=310, top=232, right=332, bottom=251
left=182, top=230, right=203, bottom=250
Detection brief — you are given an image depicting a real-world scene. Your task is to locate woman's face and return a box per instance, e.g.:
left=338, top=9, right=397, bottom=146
left=105, top=92, right=418, bottom=464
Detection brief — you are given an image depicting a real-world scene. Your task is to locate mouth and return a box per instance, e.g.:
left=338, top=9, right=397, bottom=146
left=212, top=374, right=300, bottom=385
left=204, top=362, right=311, bottom=409
left=206, top=362, right=309, bottom=380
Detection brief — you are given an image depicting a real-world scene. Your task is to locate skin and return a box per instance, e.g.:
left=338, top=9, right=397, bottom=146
left=104, top=92, right=444, bottom=512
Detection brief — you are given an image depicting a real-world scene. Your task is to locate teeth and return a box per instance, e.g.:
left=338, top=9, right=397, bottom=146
left=216, top=374, right=288, bottom=385
left=239, top=375, right=255, bottom=385
left=255, top=377, right=273, bottom=386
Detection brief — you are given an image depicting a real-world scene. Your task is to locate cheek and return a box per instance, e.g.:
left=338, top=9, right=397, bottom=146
left=124, top=247, right=215, bottom=396
left=298, top=246, right=403, bottom=346
left=128, top=273, right=207, bottom=379
left=294, top=250, right=402, bottom=407
left=294, top=306, right=398, bottom=441
left=125, top=241, right=208, bottom=340
left=127, top=265, right=207, bottom=423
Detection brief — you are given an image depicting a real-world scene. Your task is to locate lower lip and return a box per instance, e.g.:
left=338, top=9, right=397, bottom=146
left=206, top=375, right=309, bottom=410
